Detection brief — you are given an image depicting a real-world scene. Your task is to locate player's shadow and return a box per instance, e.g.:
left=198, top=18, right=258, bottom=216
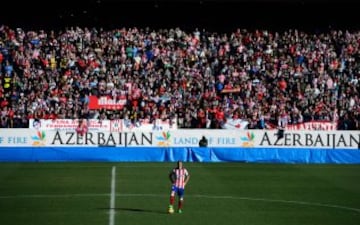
left=118, top=207, right=168, bottom=214
left=98, top=207, right=167, bottom=215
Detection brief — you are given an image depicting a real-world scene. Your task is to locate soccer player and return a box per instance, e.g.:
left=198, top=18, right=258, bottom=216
left=168, top=161, right=190, bottom=214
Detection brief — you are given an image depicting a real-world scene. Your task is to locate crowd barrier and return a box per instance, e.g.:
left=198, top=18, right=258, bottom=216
left=0, top=129, right=359, bottom=163
left=0, top=147, right=359, bottom=164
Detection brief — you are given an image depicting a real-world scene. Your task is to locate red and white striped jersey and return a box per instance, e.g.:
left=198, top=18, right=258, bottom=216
left=172, top=168, right=189, bottom=189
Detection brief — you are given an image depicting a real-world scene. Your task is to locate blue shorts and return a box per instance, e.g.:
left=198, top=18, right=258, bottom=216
left=171, top=185, right=185, bottom=197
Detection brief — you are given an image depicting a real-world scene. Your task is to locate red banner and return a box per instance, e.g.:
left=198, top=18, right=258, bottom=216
left=88, top=96, right=127, bottom=110
left=266, top=121, right=338, bottom=131
left=221, top=88, right=240, bottom=93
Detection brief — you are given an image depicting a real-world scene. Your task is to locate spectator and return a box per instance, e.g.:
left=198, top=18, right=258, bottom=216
left=0, top=25, right=358, bottom=130
left=199, top=136, right=208, bottom=147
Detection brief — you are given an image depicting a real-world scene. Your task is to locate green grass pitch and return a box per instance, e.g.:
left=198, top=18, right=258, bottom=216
left=0, top=163, right=359, bottom=225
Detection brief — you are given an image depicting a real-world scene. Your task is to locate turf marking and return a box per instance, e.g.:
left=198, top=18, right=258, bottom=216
left=109, top=166, right=116, bottom=225
left=192, top=194, right=360, bottom=214
left=116, top=193, right=360, bottom=213
left=0, top=193, right=359, bottom=214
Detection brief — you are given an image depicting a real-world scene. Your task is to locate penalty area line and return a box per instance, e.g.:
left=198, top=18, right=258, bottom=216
left=109, top=166, right=116, bottom=225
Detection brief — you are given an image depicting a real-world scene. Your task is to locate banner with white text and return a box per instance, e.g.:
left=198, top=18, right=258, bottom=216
left=29, top=119, right=178, bottom=132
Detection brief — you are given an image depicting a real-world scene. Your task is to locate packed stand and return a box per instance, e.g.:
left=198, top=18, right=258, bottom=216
left=0, top=25, right=359, bottom=129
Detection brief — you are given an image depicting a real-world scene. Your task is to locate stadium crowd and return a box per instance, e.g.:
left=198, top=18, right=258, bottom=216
left=0, top=25, right=359, bottom=129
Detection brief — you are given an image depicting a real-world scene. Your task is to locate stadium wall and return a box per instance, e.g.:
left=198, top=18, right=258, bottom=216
left=0, top=129, right=359, bottom=164
left=0, top=147, right=360, bottom=164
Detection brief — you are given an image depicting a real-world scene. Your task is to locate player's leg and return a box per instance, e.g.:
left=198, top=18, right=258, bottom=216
left=177, top=188, right=185, bottom=213
left=168, top=186, right=176, bottom=214
left=169, top=185, right=176, bottom=206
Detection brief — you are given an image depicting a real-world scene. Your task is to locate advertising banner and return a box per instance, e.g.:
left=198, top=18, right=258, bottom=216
left=284, top=121, right=337, bottom=131
left=159, top=130, right=359, bottom=149
left=29, top=119, right=177, bottom=132
left=121, top=118, right=177, bottom=132
left=29, top=119, right=111, bottom=132
left=266, top=121, right=338, bottom=131
left=1, top=129, right=359, bottom=149
left=0, top=129, right=46, bottom=146
left=88, top=95, right=127, bottom=110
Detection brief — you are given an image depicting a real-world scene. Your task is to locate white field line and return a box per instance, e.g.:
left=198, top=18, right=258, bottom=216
left=109, top=166, right=116, bottom=225
left=0, top=192, right=359, bottom=214
left=191, top=194, right=360, bottom=214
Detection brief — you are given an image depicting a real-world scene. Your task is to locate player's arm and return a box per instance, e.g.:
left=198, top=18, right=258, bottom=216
left=184, top=172, right=190, bottom=186
left=169, top=170, right=176, bottom=184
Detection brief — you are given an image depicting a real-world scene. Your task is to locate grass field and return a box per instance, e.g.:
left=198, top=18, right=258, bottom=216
left=0, top=163, right=359, bottom=225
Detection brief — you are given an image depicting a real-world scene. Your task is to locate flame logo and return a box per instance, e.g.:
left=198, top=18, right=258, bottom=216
left=31, top=131, right=46, bottom=146
left=240, top=132, right=255, bottom=147
left=156, top=131, right=171, bottom=146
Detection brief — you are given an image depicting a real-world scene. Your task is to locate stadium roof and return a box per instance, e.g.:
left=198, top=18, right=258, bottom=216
left=1, top=0, right=357, bottom=31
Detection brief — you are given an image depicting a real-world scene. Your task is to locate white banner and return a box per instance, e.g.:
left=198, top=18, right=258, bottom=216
left=222, top=119, right=249, bottom=130
left=29, top=119, right=177, bottom=132
left=158, top=130, right=360, bottom=149
left=121, top=119, right=177, bottom=132
left=0, top=129, right=46, bottom=146
left=29, top=119, right=111, bottom=132
left=1, top=129, right=359, bottom=149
